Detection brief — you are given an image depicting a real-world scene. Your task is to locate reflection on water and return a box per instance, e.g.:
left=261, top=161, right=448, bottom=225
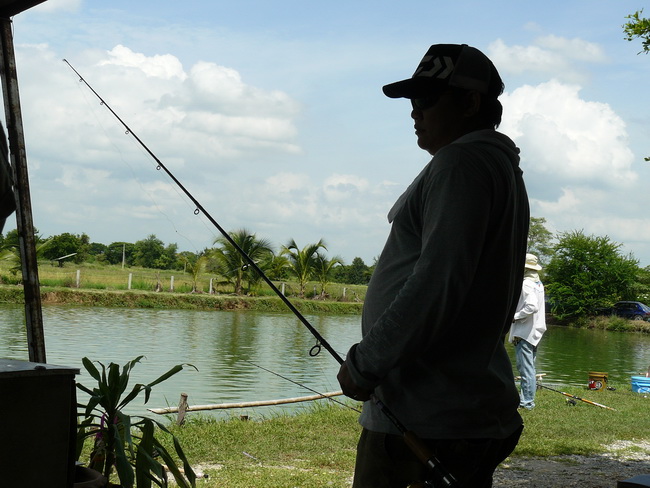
left=0, top=304, right=360, bottom=416
left=3, top=304, right=650, bottom=416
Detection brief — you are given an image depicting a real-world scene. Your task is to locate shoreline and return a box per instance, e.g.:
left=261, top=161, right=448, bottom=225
left=0, top=284, right=364, bottom=314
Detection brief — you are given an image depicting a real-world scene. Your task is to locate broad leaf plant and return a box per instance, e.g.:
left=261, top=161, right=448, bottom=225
left=76, top=356, right=197, bottom=487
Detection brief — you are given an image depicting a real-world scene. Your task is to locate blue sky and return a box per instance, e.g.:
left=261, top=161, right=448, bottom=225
left=5, top=0, right=650, bottom=266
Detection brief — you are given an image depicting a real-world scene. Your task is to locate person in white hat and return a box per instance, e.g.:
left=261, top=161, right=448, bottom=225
left=509, top=253, right=547, bottom=410
left=337, top=43, right=529, bottom=487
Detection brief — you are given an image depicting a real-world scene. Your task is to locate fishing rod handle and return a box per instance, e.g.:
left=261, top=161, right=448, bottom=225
left=403, top=431, right=460, bottom=487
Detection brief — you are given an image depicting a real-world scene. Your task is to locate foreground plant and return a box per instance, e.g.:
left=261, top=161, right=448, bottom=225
left=76, top=356, right=197, bottom=488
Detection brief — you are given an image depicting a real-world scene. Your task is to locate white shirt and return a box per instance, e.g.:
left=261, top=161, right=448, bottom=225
left=509, top=277, right=546, bottom=346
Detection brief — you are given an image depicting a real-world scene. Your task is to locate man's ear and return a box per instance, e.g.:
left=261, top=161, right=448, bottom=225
left=463, top=90, right=481, bottom=117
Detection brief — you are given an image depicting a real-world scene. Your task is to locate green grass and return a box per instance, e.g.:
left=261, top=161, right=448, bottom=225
left=515, top=386, right=649, bottom=456
left=77, top=385, right=650, bottom=487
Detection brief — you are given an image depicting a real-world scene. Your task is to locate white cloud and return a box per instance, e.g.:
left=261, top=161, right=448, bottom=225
left=535, top=35, right=607, bottom=63
left=323, top=174, right=369, bottom=203
left=100, top=45, right=187, bottom=81
left=17, top=44, right=303, bottom=174
left=501, top=80, right=636, bottom=188
left=488, top=36, right=606, bottom=83
left=500, top=76, right=650, bottom=264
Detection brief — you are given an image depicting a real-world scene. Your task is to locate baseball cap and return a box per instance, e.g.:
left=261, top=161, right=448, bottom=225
left=382, top=44, right=502, bottom=99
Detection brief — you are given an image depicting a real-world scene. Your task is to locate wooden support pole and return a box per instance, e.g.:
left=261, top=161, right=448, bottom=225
left=0, top=18, right=45, bottom=363
left=176, top=392, right=188, bottom=426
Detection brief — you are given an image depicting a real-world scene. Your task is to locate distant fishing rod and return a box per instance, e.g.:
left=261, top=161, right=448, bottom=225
left=64, top=59, right=459, bottom=487
left=539, top=384, right=616, bottom=411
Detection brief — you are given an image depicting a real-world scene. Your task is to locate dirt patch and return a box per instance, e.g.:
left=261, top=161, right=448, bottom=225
left=495, top=442, right=650, bottom=487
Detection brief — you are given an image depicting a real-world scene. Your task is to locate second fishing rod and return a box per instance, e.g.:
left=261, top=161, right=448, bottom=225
left=64, top=59, right=459, bottom=488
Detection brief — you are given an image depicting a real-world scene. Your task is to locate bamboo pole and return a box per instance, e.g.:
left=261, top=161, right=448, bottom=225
left=148, top=390, right=343, bottom=415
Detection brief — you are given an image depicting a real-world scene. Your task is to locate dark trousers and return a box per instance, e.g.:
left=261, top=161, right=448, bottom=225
left=352, top=425, right=523, bottom=488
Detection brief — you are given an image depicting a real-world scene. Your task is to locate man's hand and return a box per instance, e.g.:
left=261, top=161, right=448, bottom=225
left=337, top=361, right=373, bottom=402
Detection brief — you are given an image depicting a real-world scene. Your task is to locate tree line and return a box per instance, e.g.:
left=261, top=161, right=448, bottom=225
left=0, top=228, right=375, bottom=296
left=1, top=217, right=649, bottom=318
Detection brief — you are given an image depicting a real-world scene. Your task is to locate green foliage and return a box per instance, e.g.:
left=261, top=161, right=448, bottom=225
left=132, top=235, right=178, bottom=270
left=105, top=242, right=135, bottom=266
left=334, top=256, right=372, bottom=285
left=0, top=238, right=51, bottom=276
left=545, top=230, right=640, bottom=319
left=211, top=229, right=274, bottom=295
left=185, top=253, right=207, bottom=292
left=624, top=9, right=650, bottom=162
left=264, top=253, right=290, bottom=281
left=528, top=216, right=554, bottom=266
left=281, top=238, right=327, bottom=297
left=41, top=232, right=85, bottom=263
left=313, top=252, right=344, bottom=296
left=624, top=9, right=650, bottom=54
left=76, top=356, right=198, bottom=487
left=0, top=227, right=43, bottom=248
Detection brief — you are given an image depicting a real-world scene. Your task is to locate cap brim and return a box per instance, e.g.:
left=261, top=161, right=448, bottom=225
left=382, top=77, right=447, bottom=99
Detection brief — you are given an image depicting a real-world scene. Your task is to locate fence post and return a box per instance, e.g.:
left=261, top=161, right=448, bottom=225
left=209, top=278, right=214, bottom=294
left=343, top=287, right=347, bottom=299
left=76, top=269, right=80, bottom=288
left=128, top=273, right=132, bottom=290
left=281, top=283, right=285, bottom=296
left=170, top=275, right=174, bottom=292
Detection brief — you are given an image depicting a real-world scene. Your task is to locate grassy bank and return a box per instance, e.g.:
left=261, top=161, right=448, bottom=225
left=97, top=385, right=650, bottom=487
left=0, top=261, right=368, bottom=301
left=0, top=285, right=363, bottom=314
left=0, top=260, right=365, bottom=314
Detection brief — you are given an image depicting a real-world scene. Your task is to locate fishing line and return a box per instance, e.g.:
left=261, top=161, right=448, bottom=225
left=242, top=359, right=360, bottom=413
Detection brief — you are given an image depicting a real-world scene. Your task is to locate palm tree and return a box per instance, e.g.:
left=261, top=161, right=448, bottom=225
left=212, top=229, right=274, bottom=295
left=0, top=239, right=50, bottom=277
left=313, top=252, right=344, bottom=297
left=281, top=238, right=327, bottom=297
left=183, top=252, right=208, bottom=293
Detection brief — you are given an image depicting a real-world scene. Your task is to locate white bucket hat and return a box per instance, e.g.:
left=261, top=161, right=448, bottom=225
left=524, top=253, right=542, bottom=271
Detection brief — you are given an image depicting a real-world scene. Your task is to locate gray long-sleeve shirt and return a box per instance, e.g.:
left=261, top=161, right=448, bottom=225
left=346, top=129, right=529, bottom=439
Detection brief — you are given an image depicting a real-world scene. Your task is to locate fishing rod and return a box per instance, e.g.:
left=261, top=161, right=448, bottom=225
left=539, top=384, right=616, bottom=411
left=63, top=60, right=459, bottom=487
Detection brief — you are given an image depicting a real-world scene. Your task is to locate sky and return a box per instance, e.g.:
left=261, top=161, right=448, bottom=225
left=3, top=0, right=650, bottom=267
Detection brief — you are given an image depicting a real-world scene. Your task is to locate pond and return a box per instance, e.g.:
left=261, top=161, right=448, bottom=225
left=2, top=304, right=649, bottom=417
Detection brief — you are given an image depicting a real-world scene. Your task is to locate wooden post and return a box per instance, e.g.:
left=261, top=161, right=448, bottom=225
left=128, top=273, right=132, bottom=290
left=75, top=269, right=80, bottom=288
left=177, top=392, right=188, bottom=426
left=0, top=18, right=45, bottom=363
left=281, top=282, right=285, bottom=296
left=209, top=278, right=214, bottom=294
left=170, top=275, right=174, bottom=292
